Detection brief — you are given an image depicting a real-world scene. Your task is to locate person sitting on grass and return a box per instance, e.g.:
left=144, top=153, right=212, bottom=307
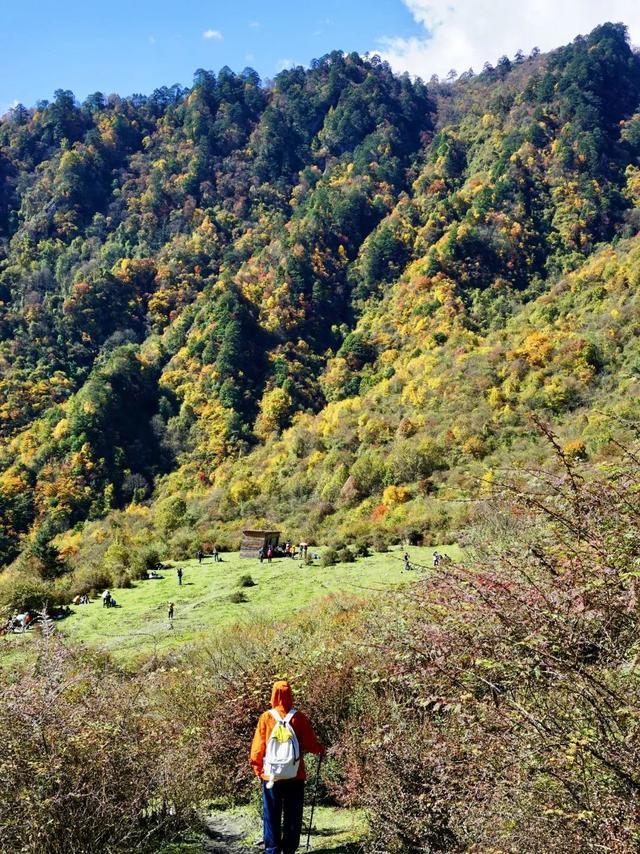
left=250, top=680, right=325, bottom=854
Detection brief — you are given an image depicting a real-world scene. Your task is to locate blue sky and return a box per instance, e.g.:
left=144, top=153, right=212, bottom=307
left=0, top=0, right=421, bottom=111
left=2, top=0, right=639, bottom=113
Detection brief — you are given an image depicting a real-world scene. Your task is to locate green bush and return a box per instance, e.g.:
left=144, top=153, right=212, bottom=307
left=0, top=573, right=52, bottom=616
left=229, top=590, right=248, bottom=604
left=321, top=548, right=339, bottom=567
left=131, top=546, right=162, bottom=580
left=112, top=571, right=133, bottom=590
left=169, top=527, right=200, bottom=561
left=354, top=541, right=371, bottom=557
left=372, top=533, right=390, bottom=553
left=68, top=564, right=113, bottom=599
left=237, top=574, right=256, bottom=588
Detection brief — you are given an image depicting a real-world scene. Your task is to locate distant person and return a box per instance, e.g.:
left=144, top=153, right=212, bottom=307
left=267, top=546, right=273, bottom=563
left=258, top=546, right=265, bottom=564
left=212, top=546, right=219, bottom=562
left=168, top=602, right=174, bottom=621
left=197, top=549, right=204, bottom=565
left=102, top=590, right=112, bottom=608
left=403, top=552, right=411, bottom=571
left=433, top=551, right=441, bottom=567
left=177, top=567, right=183, bottom=586
left=250, top=680, right=325, bottom=854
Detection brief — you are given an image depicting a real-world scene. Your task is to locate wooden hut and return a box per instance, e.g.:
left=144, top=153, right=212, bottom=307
left=240, top=529, right=281, bottom=558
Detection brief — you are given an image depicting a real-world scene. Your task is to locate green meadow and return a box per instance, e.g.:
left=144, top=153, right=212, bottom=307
left=53, top=544, right=461, bottom=662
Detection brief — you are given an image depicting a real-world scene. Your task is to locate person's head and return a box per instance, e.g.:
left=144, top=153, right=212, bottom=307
left=271, top=680, right=293, bottom=713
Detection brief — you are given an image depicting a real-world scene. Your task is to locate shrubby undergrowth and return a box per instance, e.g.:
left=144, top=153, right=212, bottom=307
left=2, top=432, right=640, bottom=851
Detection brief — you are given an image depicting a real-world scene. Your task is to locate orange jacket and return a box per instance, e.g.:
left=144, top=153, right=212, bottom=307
left=250, top=680, right=324, bottom=781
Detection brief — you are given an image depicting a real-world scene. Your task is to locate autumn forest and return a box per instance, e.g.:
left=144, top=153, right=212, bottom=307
left=2, top=21, right=640, bottom=852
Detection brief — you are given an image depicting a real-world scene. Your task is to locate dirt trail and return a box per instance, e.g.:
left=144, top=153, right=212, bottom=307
left=202, top=810, right=256, bottom=853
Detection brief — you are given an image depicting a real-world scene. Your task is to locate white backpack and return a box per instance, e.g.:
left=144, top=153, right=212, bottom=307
left=263, top=709, right=300, bottom=788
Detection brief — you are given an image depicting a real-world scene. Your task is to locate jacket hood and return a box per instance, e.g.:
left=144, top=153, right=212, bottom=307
left=271, top=680, right=293, bottom=714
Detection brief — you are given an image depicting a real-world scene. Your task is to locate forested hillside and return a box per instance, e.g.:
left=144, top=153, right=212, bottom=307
left=2, top=22, right=640, bottom=597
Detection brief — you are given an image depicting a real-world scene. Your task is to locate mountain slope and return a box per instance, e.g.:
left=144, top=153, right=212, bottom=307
left=1, top=23, right=640, bottom=587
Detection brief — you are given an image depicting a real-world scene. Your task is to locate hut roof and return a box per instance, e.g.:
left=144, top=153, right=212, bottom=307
left=242, top=529, right=281, bottom=536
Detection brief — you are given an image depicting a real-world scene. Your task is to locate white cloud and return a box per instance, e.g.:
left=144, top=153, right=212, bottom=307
left=377, top=0, right=640, bottom=79
left=203, top=29, right=223, bottom=41
left=275, top=58, right=296, bottom=72
left=1, top=99, right=19, bottom=116
left=248, top=20, right=261, bottom=29
left=148, top=34, right=156, bottom=45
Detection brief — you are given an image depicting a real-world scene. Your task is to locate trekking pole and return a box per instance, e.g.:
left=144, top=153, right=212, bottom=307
left=305, top=752, right=324, bottom=851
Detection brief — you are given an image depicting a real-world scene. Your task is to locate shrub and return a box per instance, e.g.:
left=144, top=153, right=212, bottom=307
left=372, top=533, right=389, bottom=552
left=229, top=591, right=248, bottom=604
left=0, top=573, right=52, bottom=616
left=321, top=548, right=339, bottom=567
left=131, top=546, right=162, bottom=580
left=0, top=631, right=198, bottom=852
left=382, top=485, right=411, bottom=506
left=169, top=527, right=200, bottom=561
left=104, top=542, right=131, bottom=578
left=237, top=574, right=256, bottom=588
left=112, top=571, right=133, bottom=589
left=336, top=546, right=356, bottom=563
left=68, top=564, right=113, bottom=599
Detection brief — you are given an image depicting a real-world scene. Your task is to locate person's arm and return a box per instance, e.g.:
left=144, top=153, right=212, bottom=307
left=250, top=713, right=269, bottom=777
left=294, top=712, right=325, bottom=754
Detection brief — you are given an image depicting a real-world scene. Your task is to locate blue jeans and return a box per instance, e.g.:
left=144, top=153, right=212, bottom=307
left=262, top=778, right=305, bottom=854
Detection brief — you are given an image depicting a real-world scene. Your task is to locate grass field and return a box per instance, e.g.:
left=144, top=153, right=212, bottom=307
left=159, top=804, right=368, bottom=853
left=32, top=543, right=460, bottom=663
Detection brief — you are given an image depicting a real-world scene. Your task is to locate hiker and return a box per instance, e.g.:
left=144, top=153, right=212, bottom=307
left=403, top=552, right=411, bottom=571
left=177, top=566, right=183, bottom=586
left=250, top=680, right=325, bottom=854
left=197, top=548, right=204, bottom=565
left=258, top=546, right=265, bottom=563
left=168, top=602, right=174, bottom=621
left=212, top=545, right=219, bottom=562
left=267, top=545, right=273, bottom=563
left=433, top=551, right=441, bottom=567
left=102, top=590, right=112, bottom=608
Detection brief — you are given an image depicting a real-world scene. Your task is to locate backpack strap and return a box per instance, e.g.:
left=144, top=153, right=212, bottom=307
left=269, top=709, right=283, bottom=724
left=283, top=710, right=300, bottom=761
